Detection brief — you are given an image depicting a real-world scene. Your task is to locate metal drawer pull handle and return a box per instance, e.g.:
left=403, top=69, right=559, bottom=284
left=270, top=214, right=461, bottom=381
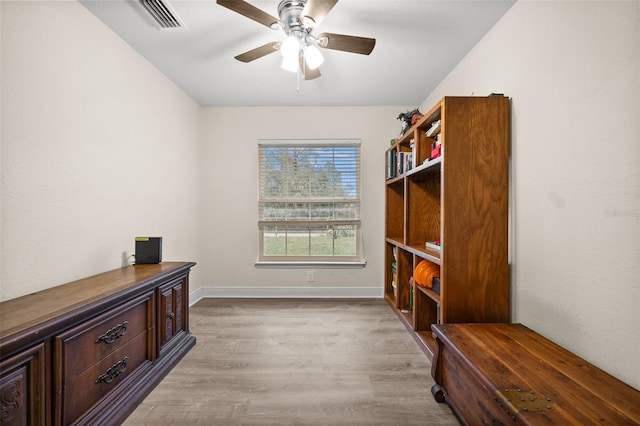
left=96, top=321, right=129, bottom=344
left=96, top=356, right=129, bottom=384
left=168, top=312, right=175, bottom=320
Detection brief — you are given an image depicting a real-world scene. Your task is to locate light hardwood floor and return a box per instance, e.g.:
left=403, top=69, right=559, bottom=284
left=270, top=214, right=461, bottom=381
left=124, top=298, right=460, bottom=425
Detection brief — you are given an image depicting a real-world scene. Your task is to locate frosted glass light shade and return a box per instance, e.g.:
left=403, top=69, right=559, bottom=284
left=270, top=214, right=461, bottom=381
left=281, top=55, right=298, bottom=73
left=304, top=44, right=324, bottom=70
left=281, top=35, right=300, bottom=58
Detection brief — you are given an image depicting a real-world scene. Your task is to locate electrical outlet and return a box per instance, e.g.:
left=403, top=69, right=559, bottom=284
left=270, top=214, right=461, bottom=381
left=307, top=271, right=314, bottom=282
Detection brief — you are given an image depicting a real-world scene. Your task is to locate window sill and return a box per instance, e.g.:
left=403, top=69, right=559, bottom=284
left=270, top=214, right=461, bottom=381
left=255, top=260, right=367, bottom=269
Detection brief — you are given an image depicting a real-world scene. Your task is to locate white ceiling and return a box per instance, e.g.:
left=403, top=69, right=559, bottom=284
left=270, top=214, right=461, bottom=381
left=80, top=0, right=515, bottom=107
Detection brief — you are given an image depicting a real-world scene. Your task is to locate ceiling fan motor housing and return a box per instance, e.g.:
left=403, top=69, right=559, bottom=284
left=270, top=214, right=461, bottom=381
left=278, top=0, right=308, bottom=34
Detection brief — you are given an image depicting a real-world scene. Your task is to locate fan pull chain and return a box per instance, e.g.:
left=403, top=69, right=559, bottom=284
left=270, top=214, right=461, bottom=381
left=296, top=59, right=301, bottom=92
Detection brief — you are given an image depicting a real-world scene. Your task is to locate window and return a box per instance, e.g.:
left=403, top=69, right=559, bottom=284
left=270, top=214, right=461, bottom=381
left=258, top=140, right=363, bottom=264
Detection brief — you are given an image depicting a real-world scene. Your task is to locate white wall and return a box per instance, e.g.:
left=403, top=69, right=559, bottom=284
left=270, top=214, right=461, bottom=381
left=1, top=1, right=203, bottom=300
left=199, top=106, right=407, bottom=297
left=420, top=0, right=639, bottom=389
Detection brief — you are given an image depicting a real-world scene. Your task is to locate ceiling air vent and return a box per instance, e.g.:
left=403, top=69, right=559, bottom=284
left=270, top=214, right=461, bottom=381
left=139, top=0, right=184, bottom=29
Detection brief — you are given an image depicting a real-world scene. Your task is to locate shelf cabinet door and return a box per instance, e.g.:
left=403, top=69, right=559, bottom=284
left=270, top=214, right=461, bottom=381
left=158, top=276, right=188, bottom=353
left=0, top=343, right=46, bottom=426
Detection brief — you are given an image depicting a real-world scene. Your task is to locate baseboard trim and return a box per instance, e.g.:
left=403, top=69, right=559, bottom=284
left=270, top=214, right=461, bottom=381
left=189, top=286, right=383, bottom=306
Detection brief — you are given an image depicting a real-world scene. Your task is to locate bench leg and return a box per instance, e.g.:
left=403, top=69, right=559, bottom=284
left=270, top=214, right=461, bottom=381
left=431, top=383, right=446, bottom=403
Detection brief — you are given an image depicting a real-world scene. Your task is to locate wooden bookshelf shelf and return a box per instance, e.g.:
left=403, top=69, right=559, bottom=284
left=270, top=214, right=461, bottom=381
left=416, top=284, right=440, bottom=304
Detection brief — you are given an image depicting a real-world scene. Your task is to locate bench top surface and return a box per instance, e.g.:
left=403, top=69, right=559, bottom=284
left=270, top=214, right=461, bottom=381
left=432, top=323, right=640, bottom=424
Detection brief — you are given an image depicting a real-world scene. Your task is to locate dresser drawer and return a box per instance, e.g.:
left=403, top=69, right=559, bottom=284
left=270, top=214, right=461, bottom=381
left=55, top=292, right=155, bottom=377
left=61, top=331, right=152, bottom=424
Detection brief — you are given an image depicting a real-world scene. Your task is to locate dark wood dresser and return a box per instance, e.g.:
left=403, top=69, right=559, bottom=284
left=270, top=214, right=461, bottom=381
left=431, top=323, right=640, bottom=425
left=0, top=262, right=196, bottom=425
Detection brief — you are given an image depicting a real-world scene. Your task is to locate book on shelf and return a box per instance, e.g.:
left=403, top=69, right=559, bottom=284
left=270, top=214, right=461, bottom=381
left=425, top=119, right=441, bottom=138
left=386, top=149, right=415, bottom=179
left=386, top=150, right=396, bottom=179
left=426, top=240, right=442, bottom=251
left=397, top=151, right=413, bottom=175
left=391, top=262, right=397, bottom=295
left=397, top=152, right=407, bottom=175
left=410, top=279, right=414, bottom=311
left=410, top=140, right=417, bottom=169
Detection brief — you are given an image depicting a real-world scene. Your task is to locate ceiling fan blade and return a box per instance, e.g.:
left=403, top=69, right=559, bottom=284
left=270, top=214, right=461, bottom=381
left=299, top=56, right=321, bottom=80
left=217, top=0, right=279, bottom=29
left=304, top=67, right=321, bottom=80
left=300, top=0, right=339, bottom=28
left=235, top=42, right=281, bottom=63
left=317, top=32, right=376, bottom=55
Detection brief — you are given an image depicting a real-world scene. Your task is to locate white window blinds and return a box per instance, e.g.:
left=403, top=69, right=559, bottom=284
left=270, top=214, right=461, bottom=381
left=258, top=140, right=362, bottom=261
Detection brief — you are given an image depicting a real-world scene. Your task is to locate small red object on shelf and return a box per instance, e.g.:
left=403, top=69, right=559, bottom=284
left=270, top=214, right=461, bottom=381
left=431, top=144, right=442, bottom=159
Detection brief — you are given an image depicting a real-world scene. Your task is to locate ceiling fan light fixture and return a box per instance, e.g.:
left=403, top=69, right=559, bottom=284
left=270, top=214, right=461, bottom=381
left=281, top=54, right=299, bottom=73
left=304, top=43, right=324, bottom=70
left=219, top=0, right=377, bottom=81
left=281, top=34, right=300, bottom=58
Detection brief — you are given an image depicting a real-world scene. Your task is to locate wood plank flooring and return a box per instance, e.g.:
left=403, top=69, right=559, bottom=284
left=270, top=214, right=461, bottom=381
left=124, top=298, right=460, bottom=425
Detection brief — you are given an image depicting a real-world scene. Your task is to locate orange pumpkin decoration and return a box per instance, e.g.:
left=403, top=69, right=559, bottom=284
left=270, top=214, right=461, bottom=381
left=413, top=260, right=439, bottom=288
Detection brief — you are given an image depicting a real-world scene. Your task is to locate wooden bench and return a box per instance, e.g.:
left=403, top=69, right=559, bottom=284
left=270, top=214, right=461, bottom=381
left=431, top=323, right=640, bottom=425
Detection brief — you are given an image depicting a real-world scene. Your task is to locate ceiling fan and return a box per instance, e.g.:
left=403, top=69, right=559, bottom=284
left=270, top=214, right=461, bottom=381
left=217, top=0, right=376, bottom=80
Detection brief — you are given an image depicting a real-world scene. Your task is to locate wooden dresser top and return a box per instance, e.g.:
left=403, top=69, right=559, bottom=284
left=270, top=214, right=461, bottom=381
left=0, top=262, right=195, bottom=342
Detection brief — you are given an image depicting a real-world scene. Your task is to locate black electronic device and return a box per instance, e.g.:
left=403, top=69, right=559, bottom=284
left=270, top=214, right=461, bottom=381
left=135, top=237, right=162, bottom=264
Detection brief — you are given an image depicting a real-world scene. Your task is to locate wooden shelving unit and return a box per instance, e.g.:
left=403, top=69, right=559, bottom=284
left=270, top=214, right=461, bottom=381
left=384, top=95, right=511, bottom=359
